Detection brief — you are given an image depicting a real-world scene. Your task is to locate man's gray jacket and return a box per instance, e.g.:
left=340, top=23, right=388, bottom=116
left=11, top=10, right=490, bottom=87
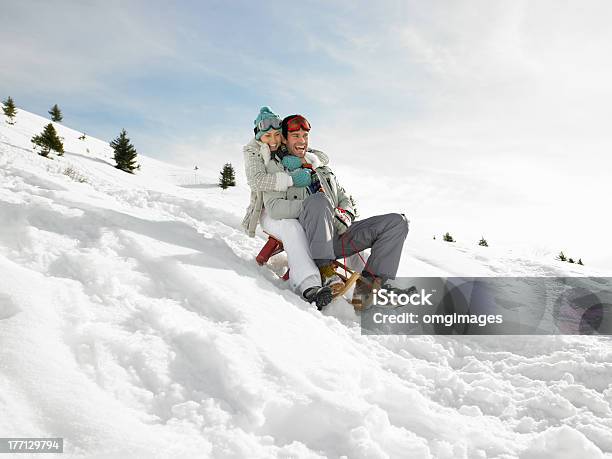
left=262, top=151, right=355, bottom=221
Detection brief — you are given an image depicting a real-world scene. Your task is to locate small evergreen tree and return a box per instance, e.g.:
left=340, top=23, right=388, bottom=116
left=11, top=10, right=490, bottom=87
left=578, top=258, right=584, bottom=265
left=31, top=123, right=64, bottom=157
left=49, top=104, right=63, bottom=122
left=443, top=232, right=455, bottom=242
left=478, top=236, right=489, bottom=247
left=2, top=96, right=17, bottom=125
left=218, top=163, right=236, bottom=189
left=568, top=258, right=575, bottom=263
left=227, top=163, right=236, bottom=186
left=556, top=251, right=567, bottom=262
left=110, top=129, right=139, bottom=173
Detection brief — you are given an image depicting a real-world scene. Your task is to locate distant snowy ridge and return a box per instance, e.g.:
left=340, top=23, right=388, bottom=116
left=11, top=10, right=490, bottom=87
left=1, top=108, right=611, bottom=458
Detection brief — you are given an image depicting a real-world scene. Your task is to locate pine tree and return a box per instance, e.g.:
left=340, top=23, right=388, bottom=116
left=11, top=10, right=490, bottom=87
left=218, top=163, right=236, bottom=189
left=49, top=104, right=63, bottom=122
left=578, top=258, right=584, bottom=265
left=2, top=96, right=17, bottom=125
left=443, top=232, right=455, bottom=242
left=31, top=123, right=64, bottom=157
left=568, top=258, right=575, bottom=263
left=478, top=236, right=489, bottom=247
left=556, top=251, right=567, bottom=262
left=110, top=129, right=139, bottom=173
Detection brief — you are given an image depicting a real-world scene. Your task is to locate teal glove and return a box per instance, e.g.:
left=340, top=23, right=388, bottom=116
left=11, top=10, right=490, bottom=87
left=290, top=168, right=312, bottom=187
left=281, top=155, right=302, bottom=171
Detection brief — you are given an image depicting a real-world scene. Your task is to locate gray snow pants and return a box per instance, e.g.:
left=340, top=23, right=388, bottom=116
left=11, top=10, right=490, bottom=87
left=298, top=193, right=409, bottom=280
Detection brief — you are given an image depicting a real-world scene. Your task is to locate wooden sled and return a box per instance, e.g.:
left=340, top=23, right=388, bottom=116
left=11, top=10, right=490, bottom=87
left=330, top=260, right=361, bottom=299
left=255, top=233, right=290, bottom=280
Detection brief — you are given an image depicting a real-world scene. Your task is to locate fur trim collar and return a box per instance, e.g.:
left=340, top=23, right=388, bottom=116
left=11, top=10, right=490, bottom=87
left=305, top=151, right=322, bottom=169
left=259, top=142, right=272, bottom=165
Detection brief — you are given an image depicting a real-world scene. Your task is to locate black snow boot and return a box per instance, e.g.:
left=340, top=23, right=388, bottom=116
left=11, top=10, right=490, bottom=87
left=303, top=286, right=333, bottom=310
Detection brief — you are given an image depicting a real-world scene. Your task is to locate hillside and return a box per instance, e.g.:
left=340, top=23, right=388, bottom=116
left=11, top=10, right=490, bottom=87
left=1, top=108, right=611, bottom=458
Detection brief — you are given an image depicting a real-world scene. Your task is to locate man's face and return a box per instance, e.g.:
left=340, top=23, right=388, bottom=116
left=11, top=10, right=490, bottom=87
left=284, top=129, right=309, bottom=157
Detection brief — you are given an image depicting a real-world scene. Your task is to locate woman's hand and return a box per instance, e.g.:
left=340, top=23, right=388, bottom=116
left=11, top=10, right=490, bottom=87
left=281, top=155, right=302, bottom=171
left=290, top=168, right=312, bottom=187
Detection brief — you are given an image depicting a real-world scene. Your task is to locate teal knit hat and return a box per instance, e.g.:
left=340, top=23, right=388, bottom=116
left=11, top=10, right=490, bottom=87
left=254, top=106, right=281, bottom=140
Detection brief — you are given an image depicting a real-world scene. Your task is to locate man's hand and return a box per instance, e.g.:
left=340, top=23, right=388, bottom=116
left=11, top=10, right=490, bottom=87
left=334, top=207, right=354, bottom=235
left=290, top=168, right=312, bottom=187
left=281, top=155, right=302, bottom=171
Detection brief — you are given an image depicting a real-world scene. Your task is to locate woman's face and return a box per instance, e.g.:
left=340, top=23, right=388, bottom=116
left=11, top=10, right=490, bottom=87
left=259, top=129, right=281, bottom=151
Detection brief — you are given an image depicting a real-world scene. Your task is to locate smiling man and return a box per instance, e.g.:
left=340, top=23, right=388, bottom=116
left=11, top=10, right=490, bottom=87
left=262, top=114, right=410, bottom=310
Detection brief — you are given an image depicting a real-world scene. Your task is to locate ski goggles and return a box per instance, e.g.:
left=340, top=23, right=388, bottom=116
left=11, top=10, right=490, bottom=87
left=284, top=115, right=311, bottom=132
left=256, top=117, right=282, bottom=131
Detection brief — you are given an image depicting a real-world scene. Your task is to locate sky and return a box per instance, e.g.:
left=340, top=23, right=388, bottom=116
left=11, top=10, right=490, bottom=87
left=2, top=0, right=611, bottom=267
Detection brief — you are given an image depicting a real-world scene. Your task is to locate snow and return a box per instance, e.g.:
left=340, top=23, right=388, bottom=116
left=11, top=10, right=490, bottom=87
left=1, top=108, right=611, bottom=458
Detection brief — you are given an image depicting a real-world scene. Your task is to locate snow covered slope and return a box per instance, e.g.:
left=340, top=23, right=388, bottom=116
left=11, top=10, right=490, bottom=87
left=1, top=109, right=611, bottom=458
